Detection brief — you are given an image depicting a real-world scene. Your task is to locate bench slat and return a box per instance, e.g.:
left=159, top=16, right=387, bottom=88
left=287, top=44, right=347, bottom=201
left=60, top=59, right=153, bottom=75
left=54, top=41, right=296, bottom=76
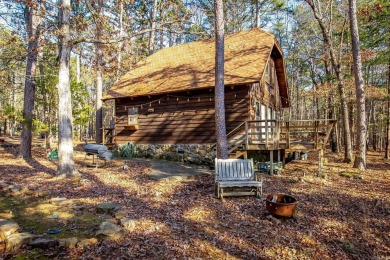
left=219, top=181, right=262, bottom=187
left=215, top=158, right=256, bottom=181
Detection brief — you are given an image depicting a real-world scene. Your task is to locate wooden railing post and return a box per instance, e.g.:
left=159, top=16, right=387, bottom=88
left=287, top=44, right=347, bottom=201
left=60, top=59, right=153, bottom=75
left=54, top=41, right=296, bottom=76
left=315, top=120, right=319, bottom=149
left=265, top=120, right=269, bottom=148
left=275, top=120, right=280, bottom=149
left=287, top=121, right=290, bottom=149
left=245, top=121, right=249, bottom=147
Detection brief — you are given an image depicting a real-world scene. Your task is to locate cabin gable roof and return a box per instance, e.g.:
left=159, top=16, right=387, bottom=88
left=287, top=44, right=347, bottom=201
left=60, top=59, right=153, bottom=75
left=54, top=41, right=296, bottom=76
left=104, top=28, right=289, bottom=107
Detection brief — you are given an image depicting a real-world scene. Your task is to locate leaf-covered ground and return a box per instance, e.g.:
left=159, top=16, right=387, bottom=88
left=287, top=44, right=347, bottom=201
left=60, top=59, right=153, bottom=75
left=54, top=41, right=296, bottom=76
left=0, top=144, right=389, bottom=259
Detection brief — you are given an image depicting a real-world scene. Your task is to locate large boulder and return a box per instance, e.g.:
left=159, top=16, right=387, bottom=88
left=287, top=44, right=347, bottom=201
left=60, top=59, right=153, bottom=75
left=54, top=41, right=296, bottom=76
left=0, top=219, right=19, bottom=239
left=6, top=232, right=35, bottom=252
left=96, top=202, right=120, bottom=215
left=95, top=221, right=124, bottom=240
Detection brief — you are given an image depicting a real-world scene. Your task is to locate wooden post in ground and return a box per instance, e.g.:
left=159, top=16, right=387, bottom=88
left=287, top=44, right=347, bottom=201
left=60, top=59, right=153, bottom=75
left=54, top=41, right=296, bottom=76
left=270, top=150, right=274, bottom=175
left=318, top=149, right=324, bottom=176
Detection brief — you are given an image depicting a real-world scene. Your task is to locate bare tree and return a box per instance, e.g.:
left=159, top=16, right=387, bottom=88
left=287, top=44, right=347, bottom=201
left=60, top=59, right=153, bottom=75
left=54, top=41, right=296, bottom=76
left=349, top=0, right=366, bottom=169
left=214, top=0, right=228, bottom=159
left=57, top=0, right=77, bottom=176
left=303, top=0, right=353, bottom=163
left=19, top=1, right=44, bottom=159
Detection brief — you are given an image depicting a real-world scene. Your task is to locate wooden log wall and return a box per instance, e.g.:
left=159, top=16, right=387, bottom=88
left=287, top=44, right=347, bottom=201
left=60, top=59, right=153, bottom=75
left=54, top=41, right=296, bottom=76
left=114, top=86, right=249, bottom=144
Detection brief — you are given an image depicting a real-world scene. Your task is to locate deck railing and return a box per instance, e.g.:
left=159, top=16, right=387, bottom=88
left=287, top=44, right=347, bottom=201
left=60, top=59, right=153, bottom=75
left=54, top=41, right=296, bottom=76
left=226, top=119, right=336, bottom=150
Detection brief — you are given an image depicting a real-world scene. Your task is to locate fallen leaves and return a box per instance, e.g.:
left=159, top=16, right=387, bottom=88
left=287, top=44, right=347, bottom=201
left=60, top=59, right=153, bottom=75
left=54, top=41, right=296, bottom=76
left=0, top=146, right=389, bottom=259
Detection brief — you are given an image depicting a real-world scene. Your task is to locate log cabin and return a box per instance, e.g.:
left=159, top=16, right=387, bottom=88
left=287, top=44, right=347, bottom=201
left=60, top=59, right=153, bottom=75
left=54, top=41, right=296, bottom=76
left=103, top=28, right=335, bottom=168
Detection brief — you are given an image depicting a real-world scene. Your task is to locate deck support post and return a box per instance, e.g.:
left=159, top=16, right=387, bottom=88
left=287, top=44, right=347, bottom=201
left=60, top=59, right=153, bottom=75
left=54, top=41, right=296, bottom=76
left=318, top=149, right=324, bottom=175
left=270, top=150, right=274, bottom=175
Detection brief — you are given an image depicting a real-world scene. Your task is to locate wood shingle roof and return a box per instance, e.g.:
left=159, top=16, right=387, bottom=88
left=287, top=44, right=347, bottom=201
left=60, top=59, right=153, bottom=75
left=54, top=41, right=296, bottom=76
left=104, top=28, right=288, bottom=106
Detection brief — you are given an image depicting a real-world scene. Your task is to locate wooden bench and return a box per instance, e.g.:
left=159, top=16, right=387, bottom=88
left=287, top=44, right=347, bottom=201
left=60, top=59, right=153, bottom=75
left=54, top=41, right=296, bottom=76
left=215, top=158, right=263, bottom=199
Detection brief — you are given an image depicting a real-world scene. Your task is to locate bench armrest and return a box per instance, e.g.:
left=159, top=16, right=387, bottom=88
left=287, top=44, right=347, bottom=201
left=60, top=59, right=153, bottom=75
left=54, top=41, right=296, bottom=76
left=255, top=172, right=263, bottom=182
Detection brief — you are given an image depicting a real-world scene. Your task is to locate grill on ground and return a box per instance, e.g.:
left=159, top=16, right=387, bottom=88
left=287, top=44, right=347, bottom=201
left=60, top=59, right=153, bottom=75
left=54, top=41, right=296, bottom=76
left=84, top=144, right=108, bottom=155
left=84, top=144, right=113, bottom=166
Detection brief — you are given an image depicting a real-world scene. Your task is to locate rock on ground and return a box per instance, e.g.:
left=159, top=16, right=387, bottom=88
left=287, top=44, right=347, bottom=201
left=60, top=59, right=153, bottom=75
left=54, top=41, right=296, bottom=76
left=59, top=237, right=78, bottom=249
left=114, top=210, right=129, bottom=219
left=6, top=232, right=35, bottom=252
left=29, top=238, right=59, bottom=249
left=96, top=202, right=120, bottom=215
left=76, top=238, right=98, bottom=249
left=96, top=221, right=124, bottom=240
left=120, top=218, right=137, bottom=232
left=266, top=214, right=282, bottom=224
left=0, top=219, right=19, bottom=238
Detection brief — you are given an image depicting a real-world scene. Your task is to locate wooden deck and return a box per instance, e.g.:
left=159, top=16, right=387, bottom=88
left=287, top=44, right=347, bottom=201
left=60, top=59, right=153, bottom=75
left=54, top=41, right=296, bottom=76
left=228, top=119, right=336, bottom=155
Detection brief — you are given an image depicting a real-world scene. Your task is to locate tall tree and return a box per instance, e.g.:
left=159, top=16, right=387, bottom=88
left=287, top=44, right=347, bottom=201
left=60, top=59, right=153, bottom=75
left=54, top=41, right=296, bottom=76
left=57, top=0, right=77, bottom=176
left=303, top=0, right=353, bottom=163
left=214, top=0, right=228, bottom=159
left=18, top=1, right=44, bottom=159
left=385, top=60, right=390, bottom=159
left=349, top=0, right=366, bottom=169
left=95, top=0, right=103, bottom=144
left=149, top=0, right=158, bottom=55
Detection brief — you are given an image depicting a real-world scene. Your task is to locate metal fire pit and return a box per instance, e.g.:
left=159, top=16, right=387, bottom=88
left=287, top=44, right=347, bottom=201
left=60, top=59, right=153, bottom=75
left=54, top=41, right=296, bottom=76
left=265, top=194, right=297, bottom=217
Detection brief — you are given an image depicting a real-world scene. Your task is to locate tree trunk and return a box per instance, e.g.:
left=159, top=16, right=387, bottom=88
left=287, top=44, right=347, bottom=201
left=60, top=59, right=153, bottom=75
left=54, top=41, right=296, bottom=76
left=116, top=0, right=124, bottom=82
left=309, top=58, right=320, bottom=119
left=385, top=61, right=390, bottom=159
left=95, top=0, right=103, bottom=144
left=349, top=0, right=366, bottom=169
left=57, top=0, right=76, bottom=176
left=255, top=0, right=260, bottom=28
left=19, top=2, right=42, bottom=159
left=214, top=0, right=228, bottom=159
left=76, top=51, right=81, bottom=83
left=149, top=0, right=158, bottom=55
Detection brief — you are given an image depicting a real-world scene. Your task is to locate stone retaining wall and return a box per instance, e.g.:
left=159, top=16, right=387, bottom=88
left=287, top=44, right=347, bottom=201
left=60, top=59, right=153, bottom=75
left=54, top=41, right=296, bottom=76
left=123, top=144, right=216, bottom=165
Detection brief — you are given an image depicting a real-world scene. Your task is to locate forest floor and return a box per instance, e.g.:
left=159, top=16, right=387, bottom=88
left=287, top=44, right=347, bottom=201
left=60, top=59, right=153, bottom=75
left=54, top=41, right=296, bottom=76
left=0, top=139, right=389, bottom=259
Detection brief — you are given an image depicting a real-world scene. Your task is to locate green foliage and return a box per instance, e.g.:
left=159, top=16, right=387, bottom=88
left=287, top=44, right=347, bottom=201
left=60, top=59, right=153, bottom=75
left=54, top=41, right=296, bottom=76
left=32, top=118, right=48, bottom=133
left=113, top=142, right=137, bottom=158
left=71, top=80, right=92, bottom=127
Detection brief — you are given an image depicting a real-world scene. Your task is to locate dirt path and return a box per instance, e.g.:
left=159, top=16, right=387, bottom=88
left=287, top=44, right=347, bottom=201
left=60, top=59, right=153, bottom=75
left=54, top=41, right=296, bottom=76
left=132, top=158, right=213, bottom=180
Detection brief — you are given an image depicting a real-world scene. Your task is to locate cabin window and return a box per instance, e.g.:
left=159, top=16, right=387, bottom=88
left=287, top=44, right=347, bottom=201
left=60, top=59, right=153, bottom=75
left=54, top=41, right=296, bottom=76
left=265, top=60, right=275, bottom=94
left=261, top=104, right=266, bottom=119
left=128, top=107, right=138, bottom=125
left=268, top=107, right=273, bottom=120
left=255, top=102, right=260, bottom=120
left=265, top=60, right=274, bottom=84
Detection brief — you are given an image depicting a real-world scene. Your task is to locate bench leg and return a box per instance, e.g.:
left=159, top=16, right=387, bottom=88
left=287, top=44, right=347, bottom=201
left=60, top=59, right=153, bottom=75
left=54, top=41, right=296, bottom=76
left=214, top=183, right=220, bottom=198
left=220, top=188, right=223, bottom=199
